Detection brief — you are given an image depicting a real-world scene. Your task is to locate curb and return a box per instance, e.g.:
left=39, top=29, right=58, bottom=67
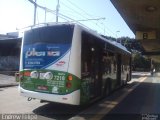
left=0, top=83, right=19, bottom=88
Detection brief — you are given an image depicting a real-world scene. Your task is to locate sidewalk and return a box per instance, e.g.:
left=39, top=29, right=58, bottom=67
left=0, top=74, right=18, bottom=87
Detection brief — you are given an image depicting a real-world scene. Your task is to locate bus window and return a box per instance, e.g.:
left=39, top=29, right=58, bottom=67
left=102, top=51, right=117, bottom=79
left=101, top=50, right=118, bottom=95
left=24, top=25, right=74, bottom=45
left=81, top=32, right=102, bottom=99
left=22, top=25, right=74, bottom=69
left=121, top=54, right=130, bottom=84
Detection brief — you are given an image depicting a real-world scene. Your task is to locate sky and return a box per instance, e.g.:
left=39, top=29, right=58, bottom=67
left=0, top=0, right=135, bottom=38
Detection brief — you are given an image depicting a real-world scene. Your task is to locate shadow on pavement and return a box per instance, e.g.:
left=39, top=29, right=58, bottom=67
left=101, top=114, right=142, bottom=120
left=32, top=82, right=141, bottom=120
left=101, top=80, right=160, bottom=120
left=33, top=102, right=85, bottom=120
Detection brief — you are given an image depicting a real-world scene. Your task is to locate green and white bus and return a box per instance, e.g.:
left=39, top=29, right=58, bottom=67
left=19, top=23, right=131, bottom=105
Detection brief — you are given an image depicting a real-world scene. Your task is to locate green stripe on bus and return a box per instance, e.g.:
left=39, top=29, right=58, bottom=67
left=20, top=70, right=81, bottom=95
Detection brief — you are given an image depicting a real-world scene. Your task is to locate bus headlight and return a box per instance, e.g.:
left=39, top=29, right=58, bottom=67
left=30, top=71, right=39, bottom=79
left=44, top=72, right=53, bottom=80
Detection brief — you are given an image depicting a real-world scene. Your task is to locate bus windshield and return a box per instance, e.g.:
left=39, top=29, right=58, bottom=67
left=22, top=25, right=74, bottom=69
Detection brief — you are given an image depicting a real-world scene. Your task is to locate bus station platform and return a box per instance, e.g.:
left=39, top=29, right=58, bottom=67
left=69, top=72, right=160, bottom=120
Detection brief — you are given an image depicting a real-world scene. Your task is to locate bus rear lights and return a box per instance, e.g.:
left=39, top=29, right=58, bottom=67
left=44, top=72, right=53, bottom=80
left=37, top=86, right=48, bottom=90
left=30, top=71, right=39, bottom=79
left=68, top=75, right=73, bottom=81
left=66, top=82, right=72, bottom=88
left=24, top=71, right=31, bottom=77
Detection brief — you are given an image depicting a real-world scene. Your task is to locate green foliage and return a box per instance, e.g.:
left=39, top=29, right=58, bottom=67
left=101, top=35, right=144, bottom=52
left=132, top=53, right=151, bottom=71
left=117, top=37, right=144, bottom=52
left=101, top=35, right=160, bottom=71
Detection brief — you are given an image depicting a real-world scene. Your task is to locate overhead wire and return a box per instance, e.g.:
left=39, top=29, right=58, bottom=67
left=27, top=0, right=103, bottom=33
left=27, top=0, right=68, bottom=21
left=60, top=1, right=90, bottom=20
left=60, top=1, right=108, bottom=35
left=65, top=0, right=119, bottom=37
left=27, top=0, right=116, bottom=36
left=64, top=0, right=107, bottom=27
left=66, top=0, right=101, bottom=19
left=61, top=0, right=116, bottom=36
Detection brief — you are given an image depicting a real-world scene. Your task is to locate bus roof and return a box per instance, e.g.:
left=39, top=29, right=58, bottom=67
left=74, top=24, right=131, bottom=55
left=22, top=22, right=131, bottom=55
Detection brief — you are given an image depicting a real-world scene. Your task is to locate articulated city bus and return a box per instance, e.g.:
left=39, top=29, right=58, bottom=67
left=19, top=23, right=131, bottom=105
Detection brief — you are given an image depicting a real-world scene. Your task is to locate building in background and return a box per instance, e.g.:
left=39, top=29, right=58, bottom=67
left=0, top=32, right=21, bottom=74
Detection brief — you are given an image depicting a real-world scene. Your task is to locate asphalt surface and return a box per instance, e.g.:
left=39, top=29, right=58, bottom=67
left=0, top=72, right=160, bottom=120
left=102, top=74, right=160, bottom=120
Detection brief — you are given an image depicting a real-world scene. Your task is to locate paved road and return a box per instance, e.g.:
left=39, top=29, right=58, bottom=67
left=0, top=86, right=85, bottom=120
left=0, top=72, right=159, bottom=120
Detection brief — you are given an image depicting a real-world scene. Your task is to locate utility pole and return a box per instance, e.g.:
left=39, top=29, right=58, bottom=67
left=44, top=7, right=47, bottom=23
left=116, top=30, right=120, bottom=43
left=33, top=0, right=37, bottom=25
left=56, top=0, right=60, bottom=23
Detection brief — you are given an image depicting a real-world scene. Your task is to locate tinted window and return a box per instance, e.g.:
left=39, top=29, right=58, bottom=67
left=23, top=25, right=74, bottom=45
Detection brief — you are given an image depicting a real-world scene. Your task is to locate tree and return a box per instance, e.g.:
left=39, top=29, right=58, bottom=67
left=132, top=52, right=150, bottom=71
